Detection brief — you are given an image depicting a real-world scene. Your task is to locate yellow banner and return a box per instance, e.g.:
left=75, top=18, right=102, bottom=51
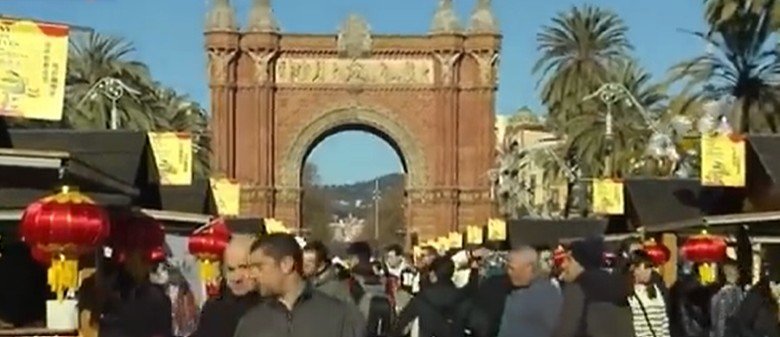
left=148, top=132, right=193, bottom=186
left=487, top=218, right=507, bottom=241
left=701, top=134, right=746, bottom=187
left=210, top=178, right=240, bottom=216
left=466, top=225, right=484, bottom=245
left=592, top=179, right=624, bottom=215
left=436, top=236, right=450, bottom=252
left=0, top=20, right=69, bottom=121
left=448, top=232, right=463, bottom=249
left=264, top=218, right=289, bottom=234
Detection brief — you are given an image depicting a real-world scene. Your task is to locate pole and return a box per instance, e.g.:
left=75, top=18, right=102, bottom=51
left=605, top=103, right=614, bottom=177
left=373, top=179, right=380, bottom=241
left=110, top=99, right=119, bottom=130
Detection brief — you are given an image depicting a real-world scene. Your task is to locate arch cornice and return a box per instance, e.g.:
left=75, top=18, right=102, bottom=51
left=279, top=104, right=428, bottom=189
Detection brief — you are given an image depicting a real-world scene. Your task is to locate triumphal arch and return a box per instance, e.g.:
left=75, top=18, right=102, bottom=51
left=204, top=0, right=500, bottom=240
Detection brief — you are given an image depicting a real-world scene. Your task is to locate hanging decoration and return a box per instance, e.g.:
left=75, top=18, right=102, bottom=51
left=20, top=186, right=110, bottom=301
left=681, top=230, right=727, bottom=285
left=148, top=132, right=193, bottom=186
left=188, top=218, right=231, bottom=297
left=591, top=179, right=624, bottom=215
left=643, top=239, right=671, bottom=267
left=700, top=133, right=746, bottom=187
left=210, top=177, right=241, bottom=216
left=486, top=218, right=507, bottom=241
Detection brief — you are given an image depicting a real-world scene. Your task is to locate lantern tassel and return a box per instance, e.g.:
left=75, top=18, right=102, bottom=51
left=698, top=263, right=717, bottom=285
left=47, top=254, right=78, bottom=301
left=198, top=259, right=221, bottom=285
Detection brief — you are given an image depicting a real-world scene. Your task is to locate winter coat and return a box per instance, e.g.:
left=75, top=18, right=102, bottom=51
left=192, top=291, right=260, bottom=337
left=731, top=285, right=780, bottom=337
left=391, top=280, right=477, bottom=337
left=313, top=264, right=354, bottom=305
left=552, top=269, right=635, bottom=337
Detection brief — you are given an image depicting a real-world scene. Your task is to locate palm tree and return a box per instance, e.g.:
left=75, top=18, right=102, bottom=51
left=671, top=3, right=780, bottom=133
left=64, top=32, right=163, bottom=129
left=534, top=5, right=633, bottom=132
left=704, top=0, right=780, bottom=31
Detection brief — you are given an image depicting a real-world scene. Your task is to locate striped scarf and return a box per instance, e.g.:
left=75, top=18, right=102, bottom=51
left=628, top=284, right=670, bottom=337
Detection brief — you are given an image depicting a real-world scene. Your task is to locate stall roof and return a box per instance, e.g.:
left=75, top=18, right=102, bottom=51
left=140, top=180, right=215, bottom=214
left=624, top=178, right=703, bottom=230
left=507, top=217, right=608, bottom=248
left=3, top=130, right=149, bottom=187
left=0, top=148, right=137, bottom=197
left=748, top=135, right=780, bottom=185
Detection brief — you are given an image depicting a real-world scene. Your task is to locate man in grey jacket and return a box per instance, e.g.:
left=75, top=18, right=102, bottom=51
left=498, top=246, right=563, bottom=337
left=303, top=240, right=353, bottom=303
left=234, top=234, right=363, bottom=337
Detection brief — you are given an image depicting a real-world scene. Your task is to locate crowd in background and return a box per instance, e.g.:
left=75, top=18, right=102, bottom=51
left=63, top=233, right=780, bottom=337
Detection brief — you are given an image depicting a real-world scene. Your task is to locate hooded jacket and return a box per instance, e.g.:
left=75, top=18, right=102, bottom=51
left=390, top=280, right=475, bottom=337
left=553, top=269, right=635, bottom=337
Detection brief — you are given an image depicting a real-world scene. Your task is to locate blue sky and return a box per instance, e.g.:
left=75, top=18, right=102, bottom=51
left=2, top=0, right=707, bottom=185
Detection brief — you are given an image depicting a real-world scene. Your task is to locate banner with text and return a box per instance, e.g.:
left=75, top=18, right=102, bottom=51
left=0, top=20, right=69, bottom=120
left=592, top=179, right=624, bottom=215
left=701, top=134, right=746, bottom=187
left=209, top=178, right=240, bottom=216
left=148, top=132, right=193, bottom=186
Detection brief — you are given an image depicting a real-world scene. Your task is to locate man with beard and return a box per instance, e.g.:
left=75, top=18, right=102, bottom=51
left=235, top=234, right=361, bottom=337
left=193, top=236, right=260, bottom=337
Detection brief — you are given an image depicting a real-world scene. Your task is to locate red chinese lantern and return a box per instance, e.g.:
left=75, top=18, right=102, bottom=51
left=188, top=218, right=231, bottom=295
left=643, top=239, right=671, bottom=267
left=110, top=214, right=165, bottom=264
left=20, top=185, right=110, bottom=300
left=681, top=230, right=727, bottom=285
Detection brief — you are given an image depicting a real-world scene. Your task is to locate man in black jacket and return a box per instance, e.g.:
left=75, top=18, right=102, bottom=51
left=234, top=233, right=361, bottom=337
left=193, top=236, right=260, bottom=337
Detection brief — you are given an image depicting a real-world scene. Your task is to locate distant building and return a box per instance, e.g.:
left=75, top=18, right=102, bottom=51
left=496, top=107, right=568, bottom=217
left=328, top=214, right=366, bottom=243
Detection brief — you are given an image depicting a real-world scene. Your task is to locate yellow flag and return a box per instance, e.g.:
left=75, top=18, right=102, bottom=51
left=701, top=134, right=746, bottom=187
left=592, top=179, right=624, bottom=215
left=210, top=178, right=241, bottom=216
left=448, top=232, right=463, bottom=249
left=264, top=218, right=289, bottom=234
left=0, top=20, right=68, bottom=121
left=487, top=218, right=507, bottom=241
left=148, top=132, right=193, bottom=186
left=437, top=236, right=450, bottom=252
left=466, top=226, right=484, bottom=245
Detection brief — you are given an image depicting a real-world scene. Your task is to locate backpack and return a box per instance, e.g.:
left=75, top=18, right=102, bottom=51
left=356, top=280, right=394, bottom=337
left=418, top=294, right=470, bottom=337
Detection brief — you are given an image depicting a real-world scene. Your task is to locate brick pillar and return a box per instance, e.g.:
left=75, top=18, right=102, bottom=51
left=237, top=32, right=279, bottom=217
left=457, top=33, right=500, bottom=228
left=205, top=32, right=240, bottom=177
left=431, top=34, right=464, bottom=233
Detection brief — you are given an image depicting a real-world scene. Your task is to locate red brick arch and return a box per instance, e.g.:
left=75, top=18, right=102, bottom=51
left=205, top=27, right=500, bottom=241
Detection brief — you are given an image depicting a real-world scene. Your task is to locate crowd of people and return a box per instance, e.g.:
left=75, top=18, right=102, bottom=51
left=88, top=232, right=780, bottom=337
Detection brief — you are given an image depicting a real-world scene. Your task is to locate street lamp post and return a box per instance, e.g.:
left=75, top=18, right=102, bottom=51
left=77, top=77, right=140, bottom=130
left=583, top=83, right=662, bottom=177
left=372, top=179, right=381, bottom=241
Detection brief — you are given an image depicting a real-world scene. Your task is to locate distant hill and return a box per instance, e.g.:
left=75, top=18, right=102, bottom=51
left=317, top=173, right=404, bottom=216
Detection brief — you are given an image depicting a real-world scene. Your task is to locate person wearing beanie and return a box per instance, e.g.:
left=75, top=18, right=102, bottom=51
left=553, top=237, right=635, bottom=337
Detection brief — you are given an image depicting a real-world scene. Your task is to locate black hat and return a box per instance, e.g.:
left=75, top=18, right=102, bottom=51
left=569, top=236, right=605, bottom=270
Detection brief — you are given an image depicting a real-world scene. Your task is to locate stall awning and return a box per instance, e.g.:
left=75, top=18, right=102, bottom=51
left=507, top=218, right=608, bottom=248
left=0, top=148, right=137, bottom=197
left=624, top=178, right=703, bottom=230
left=748, top=135, right=780, bottom=185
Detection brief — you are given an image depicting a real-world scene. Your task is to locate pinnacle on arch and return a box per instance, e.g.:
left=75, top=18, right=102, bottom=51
left=247, top=0, right=279, bottom=33
left=430, top=0, right=461, bottom=34
left=205, top=0, right=237, bottom=32
left=467, top=0, right=499, bottom=34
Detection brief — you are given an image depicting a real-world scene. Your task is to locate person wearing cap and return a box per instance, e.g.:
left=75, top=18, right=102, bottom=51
left=553, top=237, right=634, bottom=337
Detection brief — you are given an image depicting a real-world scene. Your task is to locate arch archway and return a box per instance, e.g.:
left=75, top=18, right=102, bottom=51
left=206, top=20, right=499, bottom=241
left=280, top=106, right=428, bottom=191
